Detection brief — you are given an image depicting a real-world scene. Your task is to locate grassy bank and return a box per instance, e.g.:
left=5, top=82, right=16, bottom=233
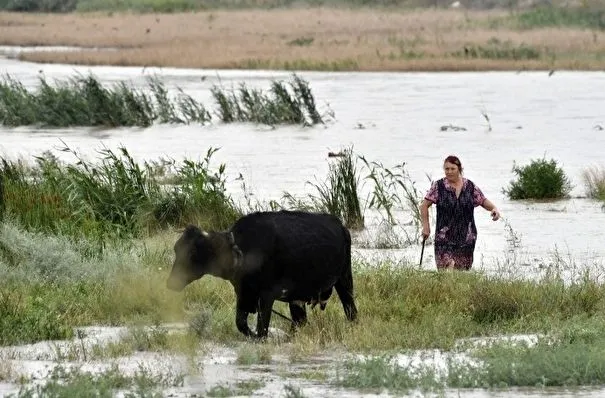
left=2, top=215, right=604, bottom=351
left=1, top=7, right=604, bottom=71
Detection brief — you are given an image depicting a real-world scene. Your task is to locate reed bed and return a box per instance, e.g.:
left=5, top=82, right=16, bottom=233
left=0, top=73, right=326, bottom=127
left=0, top=145, right=240, bottom=244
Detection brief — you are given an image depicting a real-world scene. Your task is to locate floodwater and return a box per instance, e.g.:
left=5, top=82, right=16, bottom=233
left=1, top=51, right=605, bottom=397
left=1, top=324, right=604, bottom=398
left=1, top=55, right=604, bottom=277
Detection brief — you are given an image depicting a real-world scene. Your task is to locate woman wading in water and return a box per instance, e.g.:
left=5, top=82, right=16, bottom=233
left=420, top=155, right=500, bottom=270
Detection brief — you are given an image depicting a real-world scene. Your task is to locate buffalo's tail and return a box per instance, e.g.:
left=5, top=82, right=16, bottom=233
left=335, top=225, right=358, bottom=321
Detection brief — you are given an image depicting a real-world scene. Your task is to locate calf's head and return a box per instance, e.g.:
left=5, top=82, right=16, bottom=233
left=166, top=225, right=218, bottom=292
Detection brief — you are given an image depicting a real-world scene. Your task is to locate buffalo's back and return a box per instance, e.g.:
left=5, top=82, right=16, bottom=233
left=232, top=211, right=349, bottom=301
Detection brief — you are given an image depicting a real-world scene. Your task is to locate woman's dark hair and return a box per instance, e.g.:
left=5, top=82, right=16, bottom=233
left=444, top=155, right=463, bottom=173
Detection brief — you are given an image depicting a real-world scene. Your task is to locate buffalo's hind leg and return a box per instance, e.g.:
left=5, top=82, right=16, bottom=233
left=334, top=272, right=358, bottom=322
left=289, top=302, right=307, bottom=332
left=255, top=294, right=275, bottom=339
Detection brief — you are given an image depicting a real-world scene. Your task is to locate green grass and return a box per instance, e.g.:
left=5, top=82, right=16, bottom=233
left=0, top=73, right=326, bottom=128
left=335, top=317, right=605, bottom=392
left=2, top=212, right=605, bottom=350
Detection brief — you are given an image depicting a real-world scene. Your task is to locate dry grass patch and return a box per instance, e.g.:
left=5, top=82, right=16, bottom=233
left=583, top=165, right=605, bottom=200
left=2, top=8, right=605, bottom=70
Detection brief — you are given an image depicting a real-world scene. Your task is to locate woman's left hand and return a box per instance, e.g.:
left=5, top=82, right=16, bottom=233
left=491, top=208, right=500, bottom=221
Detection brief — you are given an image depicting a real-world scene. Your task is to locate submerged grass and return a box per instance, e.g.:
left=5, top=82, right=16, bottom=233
left=0, top=73, right=326, bottom=128
left=9, top=364, right=183, bottom=397
left=335, top=317, right=605, bottom=392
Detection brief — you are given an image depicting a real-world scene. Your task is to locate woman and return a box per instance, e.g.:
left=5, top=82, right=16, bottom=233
left=420, top=155, right=500, bottom=270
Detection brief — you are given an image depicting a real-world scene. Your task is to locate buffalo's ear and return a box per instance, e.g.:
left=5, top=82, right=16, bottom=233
left=182, top=225, right=204, bottom=239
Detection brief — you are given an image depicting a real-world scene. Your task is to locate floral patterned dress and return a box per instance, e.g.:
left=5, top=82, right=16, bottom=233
left=424, top=178, right=486, bottom=270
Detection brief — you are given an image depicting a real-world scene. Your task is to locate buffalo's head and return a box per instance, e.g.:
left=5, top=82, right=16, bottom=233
left=166, top=225, right=218, bottom=292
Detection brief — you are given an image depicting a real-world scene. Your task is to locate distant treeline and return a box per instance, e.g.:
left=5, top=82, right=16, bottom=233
left=0, top=0, right=604, bottom=13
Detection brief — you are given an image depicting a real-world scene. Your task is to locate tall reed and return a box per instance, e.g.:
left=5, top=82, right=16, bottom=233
left=211, top=74, right=329, bottom=127
left=0, top=144, right=239, bottom=244
left=361, top=158, right=423, bottom=223
left=0, top=73, right=326, bottom=128
left=306, top=147, right=364, bottom=229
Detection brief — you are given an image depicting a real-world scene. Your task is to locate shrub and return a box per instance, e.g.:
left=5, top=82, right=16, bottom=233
left=503, top=157, right=572, bottom=200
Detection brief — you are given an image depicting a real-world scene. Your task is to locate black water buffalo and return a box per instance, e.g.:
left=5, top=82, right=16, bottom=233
left=166, top=210, right=358, bottom=338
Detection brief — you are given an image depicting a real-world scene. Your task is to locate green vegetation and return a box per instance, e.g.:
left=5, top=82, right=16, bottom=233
left=512, top=6, right=605, bottom=31
left=0, top=145, right=239, bottom=244
left=237, top=58, right=360, bottom=72
left=3, top=209, right=605, bottom=350
left=206, top=380, right=266, bottom=397
left=503, top=157, right=573, bottom=200
left=335, top=318, right=605, bottom=392
left=211, top=74, right=328, bottom=126
left=236, top=345, right=273, bottom=365
left=303, top=147, right=365, bottom=230
left=0, top=73, right=327, bottom=128
left=453, top=39, right=544, bottom=61
left=451, top=327, right=605, bottom=388
left=9, top=364, right=182, bottom=397
left=280, top=147, right=423, bottom=233
left=2, top=144, right=605, bottom=394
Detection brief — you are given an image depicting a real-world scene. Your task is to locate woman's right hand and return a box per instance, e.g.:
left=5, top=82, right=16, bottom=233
left=422, top=226, right=430, bottom=241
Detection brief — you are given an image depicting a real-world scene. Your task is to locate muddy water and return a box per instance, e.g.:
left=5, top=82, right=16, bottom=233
left=1, top=52, right=605, bottom=397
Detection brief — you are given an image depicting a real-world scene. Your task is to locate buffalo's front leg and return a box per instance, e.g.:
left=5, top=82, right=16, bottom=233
left=235, top=307, right=254, bottom=337
left=256, top=295, right=275, bottom=339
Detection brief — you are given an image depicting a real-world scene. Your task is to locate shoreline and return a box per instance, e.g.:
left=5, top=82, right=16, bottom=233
left=1, top=8, right=605, bottom=72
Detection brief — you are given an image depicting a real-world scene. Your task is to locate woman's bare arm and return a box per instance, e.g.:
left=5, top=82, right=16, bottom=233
left=420, top=199, right=432, bottom=238
left=481, top=199, right=500, bottom=221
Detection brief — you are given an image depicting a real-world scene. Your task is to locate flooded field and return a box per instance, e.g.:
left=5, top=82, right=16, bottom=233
left=2, top=323, right=605, bottom=397
left=2, top=55, right=604, bottom=276
left=1, top=52, right=605, bottom=397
